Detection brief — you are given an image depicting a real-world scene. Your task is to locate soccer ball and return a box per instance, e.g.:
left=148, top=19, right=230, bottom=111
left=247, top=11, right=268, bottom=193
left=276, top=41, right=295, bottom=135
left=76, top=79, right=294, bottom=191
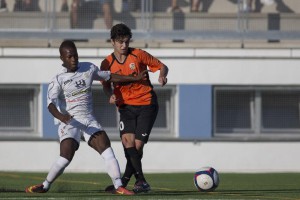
left=194, top=167, right=219, bottom=192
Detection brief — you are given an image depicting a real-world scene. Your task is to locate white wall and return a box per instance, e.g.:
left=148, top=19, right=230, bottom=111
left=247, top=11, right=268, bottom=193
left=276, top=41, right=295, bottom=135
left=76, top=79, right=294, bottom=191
left=1, top=141, right=300, bottom=173
left=1, top=47, right=300, bottom=85
left=1, top=47, right=300, bottom=173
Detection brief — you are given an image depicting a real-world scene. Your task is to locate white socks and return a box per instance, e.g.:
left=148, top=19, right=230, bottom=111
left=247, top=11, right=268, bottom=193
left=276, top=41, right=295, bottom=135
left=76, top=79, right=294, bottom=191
left=43, top=156, right=70, bottom=190
left=101, top=147, right=122, bottom=189
left=42, top=148, right=122, bottom=190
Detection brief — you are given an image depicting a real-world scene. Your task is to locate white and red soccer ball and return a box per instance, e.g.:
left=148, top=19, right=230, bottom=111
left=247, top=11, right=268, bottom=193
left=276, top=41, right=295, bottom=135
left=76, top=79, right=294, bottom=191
left=194, top=167, right=219, bottom=192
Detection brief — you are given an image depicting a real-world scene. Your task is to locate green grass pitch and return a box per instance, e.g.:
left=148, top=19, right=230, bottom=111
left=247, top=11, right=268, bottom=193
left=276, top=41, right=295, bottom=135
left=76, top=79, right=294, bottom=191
left=0, top=172, right=300, bottom=199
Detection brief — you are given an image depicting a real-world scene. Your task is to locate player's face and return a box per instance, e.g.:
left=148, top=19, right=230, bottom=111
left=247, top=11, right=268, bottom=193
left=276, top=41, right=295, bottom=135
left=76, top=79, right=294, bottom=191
left=60, top=47, right=79, bottom=72
left=112, top=36, right=130, bottom=55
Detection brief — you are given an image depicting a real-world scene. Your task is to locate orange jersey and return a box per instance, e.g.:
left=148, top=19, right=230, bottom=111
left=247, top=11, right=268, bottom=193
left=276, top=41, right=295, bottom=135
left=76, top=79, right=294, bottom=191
left=100, top=48, right=164, bottom=106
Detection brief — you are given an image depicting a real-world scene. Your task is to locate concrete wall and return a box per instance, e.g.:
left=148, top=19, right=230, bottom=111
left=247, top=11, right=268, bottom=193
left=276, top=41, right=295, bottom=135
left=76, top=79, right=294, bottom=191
left=1, top=141, right=300, bottom=173
left=1, top=47, right=300, bottom=172
left=1, top=47, right=300, bottom=85
left=1, top=47, right=300, bottom=140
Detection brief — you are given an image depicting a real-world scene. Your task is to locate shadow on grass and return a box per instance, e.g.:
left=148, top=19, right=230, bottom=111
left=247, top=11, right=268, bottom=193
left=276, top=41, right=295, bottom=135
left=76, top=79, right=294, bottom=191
left=2, top=188, right=300, bottom=199
left=0, top=188, right=24, bottom=193
left=216, top=189, right=300, bottom=194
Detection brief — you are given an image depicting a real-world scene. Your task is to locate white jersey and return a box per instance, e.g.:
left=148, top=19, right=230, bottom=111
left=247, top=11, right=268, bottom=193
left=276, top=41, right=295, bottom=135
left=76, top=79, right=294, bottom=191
left=47, top=62, right=111, bottom=118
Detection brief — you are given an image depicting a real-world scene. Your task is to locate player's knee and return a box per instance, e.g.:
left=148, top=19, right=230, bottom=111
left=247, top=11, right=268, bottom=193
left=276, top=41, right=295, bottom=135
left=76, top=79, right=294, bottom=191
left=89, top=131, right=111, bottom=152
left=92, top=142, right=110, bottom=154
left=121, top=136, right=136, bottom=149
left=60, top=153, right=74, bottom=162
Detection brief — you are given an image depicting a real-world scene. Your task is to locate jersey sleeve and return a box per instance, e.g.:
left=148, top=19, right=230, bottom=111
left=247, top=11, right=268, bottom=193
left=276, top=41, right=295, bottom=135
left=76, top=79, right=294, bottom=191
left=100, top=58, right=111, bottom=71
left=138, top=49, right=164, bottom=72
left=93, top=64, right=111, bottom=81
left=47, top=76, right=61, bottom=108
left=97, top=70, right=111, bottom=81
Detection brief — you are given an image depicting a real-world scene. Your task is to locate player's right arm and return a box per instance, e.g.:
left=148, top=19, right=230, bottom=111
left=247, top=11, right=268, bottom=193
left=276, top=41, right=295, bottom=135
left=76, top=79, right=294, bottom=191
left=48, top=103, right=72, bottom=124
left=47, top=77, right=72, bottom=124
left=99, top=59, right=116, bottom=104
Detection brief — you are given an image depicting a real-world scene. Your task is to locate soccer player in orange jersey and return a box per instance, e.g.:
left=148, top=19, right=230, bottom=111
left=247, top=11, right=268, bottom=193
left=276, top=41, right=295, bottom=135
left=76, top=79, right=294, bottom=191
left=101, top=23, right=169, bottom=193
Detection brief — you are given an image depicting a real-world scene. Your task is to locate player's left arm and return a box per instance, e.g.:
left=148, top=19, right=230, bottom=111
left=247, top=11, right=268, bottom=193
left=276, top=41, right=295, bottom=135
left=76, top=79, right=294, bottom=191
left=109, top=70, right=148, bottom=83
left=138, top=51, right=169, bottom=86
left=138, top=49, right=169, bottom=87
left=95, top=63, right=148, bottom=83
left=158, top=65, right=169, bottom=87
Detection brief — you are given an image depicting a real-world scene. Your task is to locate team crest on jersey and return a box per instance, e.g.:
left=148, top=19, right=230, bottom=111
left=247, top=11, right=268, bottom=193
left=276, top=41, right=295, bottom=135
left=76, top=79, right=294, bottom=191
left=129, top=63, right=136, bottom=70
left=75, top=79, right=86, bottom=89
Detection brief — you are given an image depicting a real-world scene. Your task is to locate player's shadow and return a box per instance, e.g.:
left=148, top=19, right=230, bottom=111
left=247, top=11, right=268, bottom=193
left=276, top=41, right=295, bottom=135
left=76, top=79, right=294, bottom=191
left=142, top=188, right=300, bottom=197
left=147, top=189, right=210, bottom=196
left=0, top=188, right=24, bottom=193
left=215, top=188, right=300, bottom=197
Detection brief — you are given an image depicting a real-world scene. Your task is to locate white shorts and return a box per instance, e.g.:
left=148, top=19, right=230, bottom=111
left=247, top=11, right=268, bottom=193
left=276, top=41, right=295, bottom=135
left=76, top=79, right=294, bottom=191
left=57, top=115, right=104, bottom=144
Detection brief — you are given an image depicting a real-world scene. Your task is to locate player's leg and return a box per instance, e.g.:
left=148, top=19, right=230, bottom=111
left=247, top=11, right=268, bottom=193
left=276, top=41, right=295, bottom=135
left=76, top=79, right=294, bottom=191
left=118, top=105, right=148, bottom=187
left=104, top=142, right=139, bottom=193
left=25, top=138, right=78, bottom=193
left=120, top=140, right=146, bottom=187
left=121, top=143, right=139, bottom=187
left=44, top=138, right=78, bottom=189
left=88, top=131, right=120, bottom=184
left=25, top=122, right=81, bottom=193
left=88, top=131, right=134, bottom=195
left=132, top=104, right=159, bottom=193
left=122, top=133, right=146, bottom=182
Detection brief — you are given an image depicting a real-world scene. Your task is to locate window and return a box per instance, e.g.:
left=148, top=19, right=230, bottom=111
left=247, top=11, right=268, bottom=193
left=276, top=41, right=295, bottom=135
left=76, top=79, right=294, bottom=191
left=214, top=86, right=300, bottom=139
left=261, top=90, right=300, bottom=131
left=92, top=85, right=175, bottom=139
left=215, top=90, right=254, bottom=132
left=0, top=85, right=39, bottom=137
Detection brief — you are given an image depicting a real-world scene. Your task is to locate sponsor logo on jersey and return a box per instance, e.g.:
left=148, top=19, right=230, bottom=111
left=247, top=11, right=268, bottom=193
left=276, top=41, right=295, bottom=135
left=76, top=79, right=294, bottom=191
left=71, top=88, right=91, bottom=96
left=63, top=79, right=73, bottom=85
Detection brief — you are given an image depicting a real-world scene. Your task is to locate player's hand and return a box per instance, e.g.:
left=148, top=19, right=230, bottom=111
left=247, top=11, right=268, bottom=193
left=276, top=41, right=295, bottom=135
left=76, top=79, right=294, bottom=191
left=109, top=94, right=117, bottom=104
left=60, top=114, right=73, bottom=124
left=135, top=70, right=149, bottom=81
left=159, top=76, right=168, bottom=86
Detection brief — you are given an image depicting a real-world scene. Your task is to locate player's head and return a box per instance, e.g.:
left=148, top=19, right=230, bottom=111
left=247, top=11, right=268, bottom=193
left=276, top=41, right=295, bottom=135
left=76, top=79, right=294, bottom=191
left=110, top=24, right=132, bottom=55
left=110, top=23, right=132, bottom=41
left=59, top=40, right=78, bottom=72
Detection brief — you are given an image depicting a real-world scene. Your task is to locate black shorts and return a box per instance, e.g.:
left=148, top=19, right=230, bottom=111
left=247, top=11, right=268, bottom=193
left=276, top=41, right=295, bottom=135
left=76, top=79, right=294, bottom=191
left=118, top=104, right=159, bottom=143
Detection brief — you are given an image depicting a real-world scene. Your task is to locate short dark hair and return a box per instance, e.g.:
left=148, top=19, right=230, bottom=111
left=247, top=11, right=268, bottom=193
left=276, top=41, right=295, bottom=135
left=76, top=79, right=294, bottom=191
left=59, top=40, right=77, bottom=55
left=110, top=23, right=132, bottom=40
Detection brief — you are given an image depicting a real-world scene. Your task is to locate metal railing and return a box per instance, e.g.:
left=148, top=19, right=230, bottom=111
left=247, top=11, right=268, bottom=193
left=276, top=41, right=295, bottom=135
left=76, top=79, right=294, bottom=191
left=0, top=0, right=299, bottom=44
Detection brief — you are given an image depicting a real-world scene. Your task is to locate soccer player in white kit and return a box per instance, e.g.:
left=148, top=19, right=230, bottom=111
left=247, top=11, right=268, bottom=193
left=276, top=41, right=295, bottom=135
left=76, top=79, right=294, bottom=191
left=25, top=40, right=147, bottom=195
